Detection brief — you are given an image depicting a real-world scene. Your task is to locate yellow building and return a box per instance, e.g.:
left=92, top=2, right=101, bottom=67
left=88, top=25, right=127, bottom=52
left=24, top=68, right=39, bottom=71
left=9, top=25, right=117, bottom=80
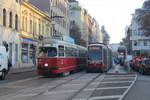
left=20, top=0, right=51, bottom=67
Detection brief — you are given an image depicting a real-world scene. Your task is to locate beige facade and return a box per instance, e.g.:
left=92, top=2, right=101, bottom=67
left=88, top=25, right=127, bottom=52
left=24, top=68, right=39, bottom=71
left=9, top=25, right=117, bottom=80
left=50, top=0, right=70, bottom=38
left=0, top=0, right=20, bottom=68
left=69, top=1, right=89, bottom=46
left=19, top=1, right=51, bottom=67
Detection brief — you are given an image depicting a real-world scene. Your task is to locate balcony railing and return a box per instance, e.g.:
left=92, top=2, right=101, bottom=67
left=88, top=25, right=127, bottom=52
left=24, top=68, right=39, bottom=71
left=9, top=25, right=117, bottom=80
left=130, top=35, right=150, bottom=40
left=133, top=45, right=150, bottom=50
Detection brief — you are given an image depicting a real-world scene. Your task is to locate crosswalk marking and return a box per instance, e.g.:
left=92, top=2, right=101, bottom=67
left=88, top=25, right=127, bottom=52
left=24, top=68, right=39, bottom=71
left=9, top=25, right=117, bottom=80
left=89, top=95, right=122, bottom=100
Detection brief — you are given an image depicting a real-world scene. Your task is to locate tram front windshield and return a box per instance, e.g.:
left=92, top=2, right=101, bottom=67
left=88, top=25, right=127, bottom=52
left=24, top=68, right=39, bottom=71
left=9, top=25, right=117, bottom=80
left=88, top=46, right=102, bottom=61
left=38, top=47, right=57, bottom=57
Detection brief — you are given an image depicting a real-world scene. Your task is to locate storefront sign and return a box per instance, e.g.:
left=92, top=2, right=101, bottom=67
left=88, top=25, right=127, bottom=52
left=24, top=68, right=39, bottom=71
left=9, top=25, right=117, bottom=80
left=21, top=38, right=37, bottom=45
left=61, top=35, right=75, bottom=44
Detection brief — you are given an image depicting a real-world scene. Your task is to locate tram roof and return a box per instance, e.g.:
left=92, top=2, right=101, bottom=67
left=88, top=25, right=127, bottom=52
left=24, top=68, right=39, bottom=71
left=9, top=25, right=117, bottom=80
left=88, top=43, right=106, bottom=47
left=41, top=39, right=87, bottom=50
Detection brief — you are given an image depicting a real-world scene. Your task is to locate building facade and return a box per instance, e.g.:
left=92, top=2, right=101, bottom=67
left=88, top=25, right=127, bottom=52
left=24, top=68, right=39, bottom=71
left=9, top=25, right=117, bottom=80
left=19, top=0, right=51, bottom=67
left=69, top=1, right=92, bottom=46
left=131, top=0, right=150, bottom=56
left=0, top=0, right=20, bottom=68
left=101, top=26, right=110, bottom=45
left=50, top=0, right=70, bottom=39
left=91, top=18, right=103, bottom=43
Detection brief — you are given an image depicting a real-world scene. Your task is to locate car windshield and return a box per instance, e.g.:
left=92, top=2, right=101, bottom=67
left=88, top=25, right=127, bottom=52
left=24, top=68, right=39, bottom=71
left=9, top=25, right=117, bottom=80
left=38, top=47, right=57, bottom=57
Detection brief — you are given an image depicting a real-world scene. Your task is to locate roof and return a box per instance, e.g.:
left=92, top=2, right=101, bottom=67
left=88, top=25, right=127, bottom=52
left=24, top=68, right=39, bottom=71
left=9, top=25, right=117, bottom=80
left=28, top=0, right=50, bottom=13
left=88, top=43, right=106, bottom=47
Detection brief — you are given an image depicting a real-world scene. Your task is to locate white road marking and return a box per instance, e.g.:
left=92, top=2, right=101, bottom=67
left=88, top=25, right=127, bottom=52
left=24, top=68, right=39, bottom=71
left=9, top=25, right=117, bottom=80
left=44, top=89, right=78, bottom=95
left=84, top=86, right=129, bottom=91
left=105, top=75, right=136, bottom=77
left=119, top=74, right=137, bottom=100
left=89, top=95, right=122, bottom=100
left=73, top=98, right=87, bottom=100
left=103, top=77, right=135, bottom=80
left=100, top=81, right=133, bottom=84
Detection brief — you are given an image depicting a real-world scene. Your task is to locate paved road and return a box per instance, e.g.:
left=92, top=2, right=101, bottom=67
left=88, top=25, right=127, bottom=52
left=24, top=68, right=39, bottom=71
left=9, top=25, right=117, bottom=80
left=123, top=74, right=150, bottom=100
left=0, top=71, right=37, bottom=85
left=0, top=65, right=139, bottom=100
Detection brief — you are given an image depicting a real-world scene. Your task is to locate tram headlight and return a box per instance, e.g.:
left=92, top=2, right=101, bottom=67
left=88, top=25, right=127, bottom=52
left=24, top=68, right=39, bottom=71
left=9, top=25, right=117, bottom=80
left=44, top=63, right=48, bottom=67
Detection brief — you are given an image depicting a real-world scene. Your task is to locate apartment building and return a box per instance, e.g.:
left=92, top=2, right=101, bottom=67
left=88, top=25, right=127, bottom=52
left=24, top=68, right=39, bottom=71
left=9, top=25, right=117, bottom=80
left=131, top=1, right=150, bottom=56
left=0, top=0, right=20, bottom=68
left=50, top=0, right=70, bottom=39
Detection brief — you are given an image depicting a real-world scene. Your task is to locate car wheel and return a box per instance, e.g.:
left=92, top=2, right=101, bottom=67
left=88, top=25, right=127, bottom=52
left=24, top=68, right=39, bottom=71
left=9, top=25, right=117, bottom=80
left=0, top=70, right=6, bottom=80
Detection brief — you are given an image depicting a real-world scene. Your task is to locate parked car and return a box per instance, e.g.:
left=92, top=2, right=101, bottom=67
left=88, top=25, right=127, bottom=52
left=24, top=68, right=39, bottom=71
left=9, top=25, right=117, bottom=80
left=130, top=56, right=145, bottom=72
left=0, top=46, right=9, bottom=80
left=139, top=58, right=150, bottom=74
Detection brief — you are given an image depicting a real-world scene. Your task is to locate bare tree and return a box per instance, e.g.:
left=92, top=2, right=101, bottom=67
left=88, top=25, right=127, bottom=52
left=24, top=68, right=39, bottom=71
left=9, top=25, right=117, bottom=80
left=70, top=24, right=86, bottom=47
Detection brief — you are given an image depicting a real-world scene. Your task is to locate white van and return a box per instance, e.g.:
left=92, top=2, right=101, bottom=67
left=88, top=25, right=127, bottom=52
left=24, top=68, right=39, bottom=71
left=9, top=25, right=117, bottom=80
left=0, top=46, right=8, bottom=80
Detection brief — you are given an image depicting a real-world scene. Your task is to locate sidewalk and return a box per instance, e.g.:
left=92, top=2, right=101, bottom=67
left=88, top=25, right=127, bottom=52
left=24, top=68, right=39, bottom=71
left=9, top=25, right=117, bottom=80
left=9, top=66, right=36, bottom=74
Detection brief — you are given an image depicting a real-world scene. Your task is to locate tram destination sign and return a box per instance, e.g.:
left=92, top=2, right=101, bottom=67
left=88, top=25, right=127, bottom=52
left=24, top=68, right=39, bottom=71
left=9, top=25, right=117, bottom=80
left=89, top=46, right=101, bottom=50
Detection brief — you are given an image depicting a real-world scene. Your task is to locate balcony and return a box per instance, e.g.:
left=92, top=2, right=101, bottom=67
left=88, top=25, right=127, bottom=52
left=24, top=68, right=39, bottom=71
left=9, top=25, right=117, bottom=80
left=133, top=45, right=150, bottom=51
left=130, top=36, right=150, bottom=40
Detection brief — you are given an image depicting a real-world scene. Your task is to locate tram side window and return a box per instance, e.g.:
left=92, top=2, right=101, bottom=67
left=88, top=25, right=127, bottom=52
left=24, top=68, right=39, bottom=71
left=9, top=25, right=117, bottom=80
left=65, top=47, right=73, bottom=57
left=103, top=49, right=107, bottom=64
left=59, top=46, right=64, bottom=57
left=38, top=47, right=57, bottom=57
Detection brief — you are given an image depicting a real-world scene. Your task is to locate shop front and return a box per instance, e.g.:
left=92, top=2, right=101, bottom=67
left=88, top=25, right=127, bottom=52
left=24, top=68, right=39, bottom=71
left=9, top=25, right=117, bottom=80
left=21, top=38, right=37, bottom=67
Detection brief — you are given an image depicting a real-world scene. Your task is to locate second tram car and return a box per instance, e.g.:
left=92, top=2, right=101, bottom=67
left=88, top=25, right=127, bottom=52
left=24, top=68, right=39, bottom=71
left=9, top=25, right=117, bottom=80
left=87, top=43, right=112, bottom=72
left=36, top=39, right=87, bottom=76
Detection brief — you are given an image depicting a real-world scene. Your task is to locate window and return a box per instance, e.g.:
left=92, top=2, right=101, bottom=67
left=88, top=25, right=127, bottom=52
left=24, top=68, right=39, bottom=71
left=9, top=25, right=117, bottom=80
left=59, top=46, right=64, bottom=57
left=15, top=14, right=18, bottom=30
left=30, top=20, right=33, bottom=33
left=3, top=9, right=6, bottom=26
left=25, top=17, right=27, bottom=31
left=16, top=0, right=19, bottom=3
left=22, top=43, right=28, bottom=63
left=42, top=23, right=45, bottom=35
left=38, top=20, right=41, bottom=35
left=144, top=41, right=147, bottom=46
left=134, top=41, right=137, bottom=46
left=9, top=12, right=12, bottom=28
left=34, top=22, right=37, bottom=34
left=22, top=16, right=24, bottom=30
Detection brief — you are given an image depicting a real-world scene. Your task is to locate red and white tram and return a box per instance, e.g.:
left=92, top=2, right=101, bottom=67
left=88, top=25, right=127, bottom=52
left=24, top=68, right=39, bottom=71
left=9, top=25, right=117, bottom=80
left=87, top=43, right=112, bottom=72
left=36, top=39, right=87, bottom=76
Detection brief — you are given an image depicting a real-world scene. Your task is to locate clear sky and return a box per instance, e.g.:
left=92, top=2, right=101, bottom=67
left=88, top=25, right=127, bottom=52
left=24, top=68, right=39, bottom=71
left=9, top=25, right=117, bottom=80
left=78, top=0, right=144, bottom=43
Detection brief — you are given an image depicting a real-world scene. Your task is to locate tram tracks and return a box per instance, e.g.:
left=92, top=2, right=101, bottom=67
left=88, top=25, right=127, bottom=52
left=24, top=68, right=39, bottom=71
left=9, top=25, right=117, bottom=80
left=67, top=73, right=102, bottom=100
left=26, top=72, right=87, bottom=100
left=0, top=71, right=137, bottom=100
left=22, top=72, right=102, bottom=100
left=0, top=72, right=78, bottom=99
